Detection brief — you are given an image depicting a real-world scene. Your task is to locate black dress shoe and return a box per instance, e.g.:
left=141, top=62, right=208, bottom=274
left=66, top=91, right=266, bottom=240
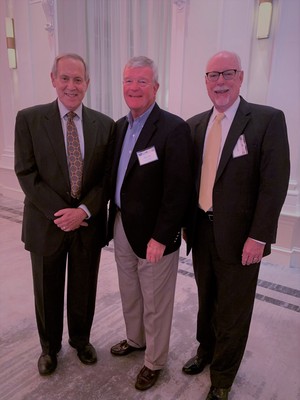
left=38, top=352, right=57, bottom=376
left=206, top=386, right=231, bottom=400
left=110, top=339, right=146, bottom=356
left=69, top=341, right=97, bottom=364
left=182, top=354, right=211, bottom=375
left=135, top=366, right=160, bottom=390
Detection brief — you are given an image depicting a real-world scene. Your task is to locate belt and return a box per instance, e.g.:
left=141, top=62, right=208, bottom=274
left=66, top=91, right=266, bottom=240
left=206, top=211, right=213, bottom=222
left=115, top=205, right=121, bottom=213
left=70, top=196, right=80, bottom=207
left=198, top=207, right=213, bottom=221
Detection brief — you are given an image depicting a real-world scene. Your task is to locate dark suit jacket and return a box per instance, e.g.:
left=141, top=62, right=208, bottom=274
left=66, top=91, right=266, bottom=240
left=15, top=100, right=115, bottom=256
left=108, top=103, right=193, bottom=259
left=186, top=96, right=290, bottom=263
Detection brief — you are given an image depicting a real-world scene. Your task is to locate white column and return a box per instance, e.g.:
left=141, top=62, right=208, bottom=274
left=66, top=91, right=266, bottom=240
left=168, top=0, right=188, bottom=115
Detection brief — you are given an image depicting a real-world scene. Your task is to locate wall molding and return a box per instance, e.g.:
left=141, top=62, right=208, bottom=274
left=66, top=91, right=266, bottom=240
left=41, top=0, right=55, bottom=35
left=173, top=0, right=187, bottom=11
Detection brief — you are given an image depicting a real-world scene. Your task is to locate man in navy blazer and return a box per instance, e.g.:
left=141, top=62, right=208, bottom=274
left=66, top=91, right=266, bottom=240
left=108, top=56, right=193, bottom=391
left=182, top=51, right=290, bottom=400
left=14, top=54, right=114, bottom=376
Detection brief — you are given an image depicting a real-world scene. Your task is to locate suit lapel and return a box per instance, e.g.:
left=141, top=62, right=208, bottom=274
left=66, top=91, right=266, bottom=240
left=44, top=101, right=70, bottom=188
left=194, top=112, right=211, bottom=192
left=112, top=117, right=129, bottom=180
left=81, top=106, right=97, bottom=184
left=216, top=98, right=251, bottom=181
left=115, top=118, right=129, bottom=157
left=125, top=104, right=160, bottom=176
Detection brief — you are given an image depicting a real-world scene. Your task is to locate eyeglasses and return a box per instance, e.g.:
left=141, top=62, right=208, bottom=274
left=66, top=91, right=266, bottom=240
left=123, top=79, right=151, bottom=88
left=206, top=69, right=240, bottom=82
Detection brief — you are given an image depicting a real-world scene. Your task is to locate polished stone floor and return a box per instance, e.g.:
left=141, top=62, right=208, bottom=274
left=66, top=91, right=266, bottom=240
left=0, top=195, right=300, bottom=400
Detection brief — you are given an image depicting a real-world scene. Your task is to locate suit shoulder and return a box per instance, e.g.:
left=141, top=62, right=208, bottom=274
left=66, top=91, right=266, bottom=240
left=116, top=115, right=127, bottom=125
left=242, top=99, right=285, bottom=118
left=159, top=108, right=186, bottom=124
left=249, top=103, right=283, bottom=114
left=153, top=109, right=191, bottom=134
left=17, top=102, right=54, bottom=116
left=186, top=111, right=210, bottom=127
left=84, top=107, right=114, bottom=124
left=145, top=103, right=187, bottom=127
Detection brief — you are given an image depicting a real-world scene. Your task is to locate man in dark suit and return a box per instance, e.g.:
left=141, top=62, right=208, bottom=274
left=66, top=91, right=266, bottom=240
left=108, top=56, right=193, bottom=391
left=14, top=53, right=114, bottom=376
left=182, top=51, right=290, bottom=400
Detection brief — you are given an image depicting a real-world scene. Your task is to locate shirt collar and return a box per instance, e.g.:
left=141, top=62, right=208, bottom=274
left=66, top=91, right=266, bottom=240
left=57, top=99, right=83, bottom=120
left=212, top=96, right=240, bottom=121
left=126, top=102, right=156, bottom=127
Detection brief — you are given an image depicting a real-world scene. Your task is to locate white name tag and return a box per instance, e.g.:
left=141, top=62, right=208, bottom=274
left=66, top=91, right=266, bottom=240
left=137, top=146, right=158, bottom=166
left=233, top=134, right=248, bottom=158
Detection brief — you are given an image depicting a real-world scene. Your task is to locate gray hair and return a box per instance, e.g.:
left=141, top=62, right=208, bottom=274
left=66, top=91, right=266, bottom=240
left=125, top=56, right=159, bottom=84
left=51, top=53, right=89, bottom=81
left=206, top=51, right=242, bottom=71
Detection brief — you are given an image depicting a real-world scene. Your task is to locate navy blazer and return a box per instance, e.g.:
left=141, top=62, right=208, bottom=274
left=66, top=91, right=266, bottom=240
left=186, top=96, right=290, bottom=262
left=108, top=103, right=194, bottom=259
left=15, top=100, right=115, bottom=256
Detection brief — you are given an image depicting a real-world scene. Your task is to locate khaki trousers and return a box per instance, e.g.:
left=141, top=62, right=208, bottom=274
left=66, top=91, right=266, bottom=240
left=114, top=211, right=179, bottom=370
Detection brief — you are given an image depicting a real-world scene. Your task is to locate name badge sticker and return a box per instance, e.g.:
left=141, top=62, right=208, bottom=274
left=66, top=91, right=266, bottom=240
left=137, top=146, right=158, bottom=166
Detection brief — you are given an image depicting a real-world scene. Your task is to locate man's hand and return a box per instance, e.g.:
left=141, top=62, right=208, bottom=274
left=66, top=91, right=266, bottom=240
left=54, top=208, right=88, bottom=232
left=242, top=237, right=265, bottom=266
left=146, top=238, right=166, bottom=263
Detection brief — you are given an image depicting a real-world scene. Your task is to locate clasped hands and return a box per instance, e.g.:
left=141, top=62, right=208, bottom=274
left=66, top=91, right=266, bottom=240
left=54, top=208, right=88, bottom=232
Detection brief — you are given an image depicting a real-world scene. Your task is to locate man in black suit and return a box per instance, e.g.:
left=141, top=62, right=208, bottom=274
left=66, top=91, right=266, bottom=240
left=108, top=56, right=193, bottom=391
left=14, top=53, right=114, bottom=376
left=182, top=51, right=290, bottom=400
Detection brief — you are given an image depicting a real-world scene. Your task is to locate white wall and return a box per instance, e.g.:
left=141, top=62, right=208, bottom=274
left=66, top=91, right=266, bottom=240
left=0, top=0, right=55, bottom=200
left=0, top=0, right=299, bottom=266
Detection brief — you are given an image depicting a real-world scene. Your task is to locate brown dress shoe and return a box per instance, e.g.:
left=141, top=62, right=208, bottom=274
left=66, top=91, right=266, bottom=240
left=182, top=354, right=211, bottom=375
left=206, top=386, right=231, bottom=400
left=135, top=366, right=161, bottom=390
left=38, top=352, right=57, bottom=376
left=110, top=340, right=146, bottom=356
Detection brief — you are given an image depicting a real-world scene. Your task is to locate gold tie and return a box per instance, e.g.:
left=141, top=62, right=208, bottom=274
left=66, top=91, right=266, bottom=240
left=199, top=113, right=225, bottom=211
left=66, top=111, right=83, bottom=199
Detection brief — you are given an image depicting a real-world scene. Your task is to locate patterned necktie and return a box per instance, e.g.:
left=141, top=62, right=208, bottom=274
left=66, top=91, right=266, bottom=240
left=66, top=111, right=83, bottom=199
left=199, top=113, right=225, bottom=211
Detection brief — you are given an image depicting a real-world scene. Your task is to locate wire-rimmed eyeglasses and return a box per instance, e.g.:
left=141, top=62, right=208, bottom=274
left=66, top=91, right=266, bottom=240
left=206, top=69, right=241, bottom=82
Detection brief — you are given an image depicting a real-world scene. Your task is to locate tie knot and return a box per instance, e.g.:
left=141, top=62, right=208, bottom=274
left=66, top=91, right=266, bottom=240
left=67, top=111, right=76, bottom=121
left=215, top=113, right=225, bottom=123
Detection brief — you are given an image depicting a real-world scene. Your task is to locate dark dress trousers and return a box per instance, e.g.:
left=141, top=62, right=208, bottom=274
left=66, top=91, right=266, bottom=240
left=14, top=100, right=115, bottom=353
left=186, top=96, right=290, bottom=387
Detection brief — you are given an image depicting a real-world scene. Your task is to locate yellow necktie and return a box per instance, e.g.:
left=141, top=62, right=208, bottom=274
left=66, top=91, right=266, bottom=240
left=199, top=113, right=225, bottom=211
left=66, top=111, right=83, bottom=199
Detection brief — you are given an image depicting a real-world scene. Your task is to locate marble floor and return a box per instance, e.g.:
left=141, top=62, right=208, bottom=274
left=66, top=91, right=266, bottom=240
left=0, top=195, right=300, bottom=400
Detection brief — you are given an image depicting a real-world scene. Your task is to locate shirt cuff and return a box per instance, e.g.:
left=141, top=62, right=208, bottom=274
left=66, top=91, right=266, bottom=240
left=78, top=204, right=91, bottom=219
left=250, top=237, right=266, bottom=245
